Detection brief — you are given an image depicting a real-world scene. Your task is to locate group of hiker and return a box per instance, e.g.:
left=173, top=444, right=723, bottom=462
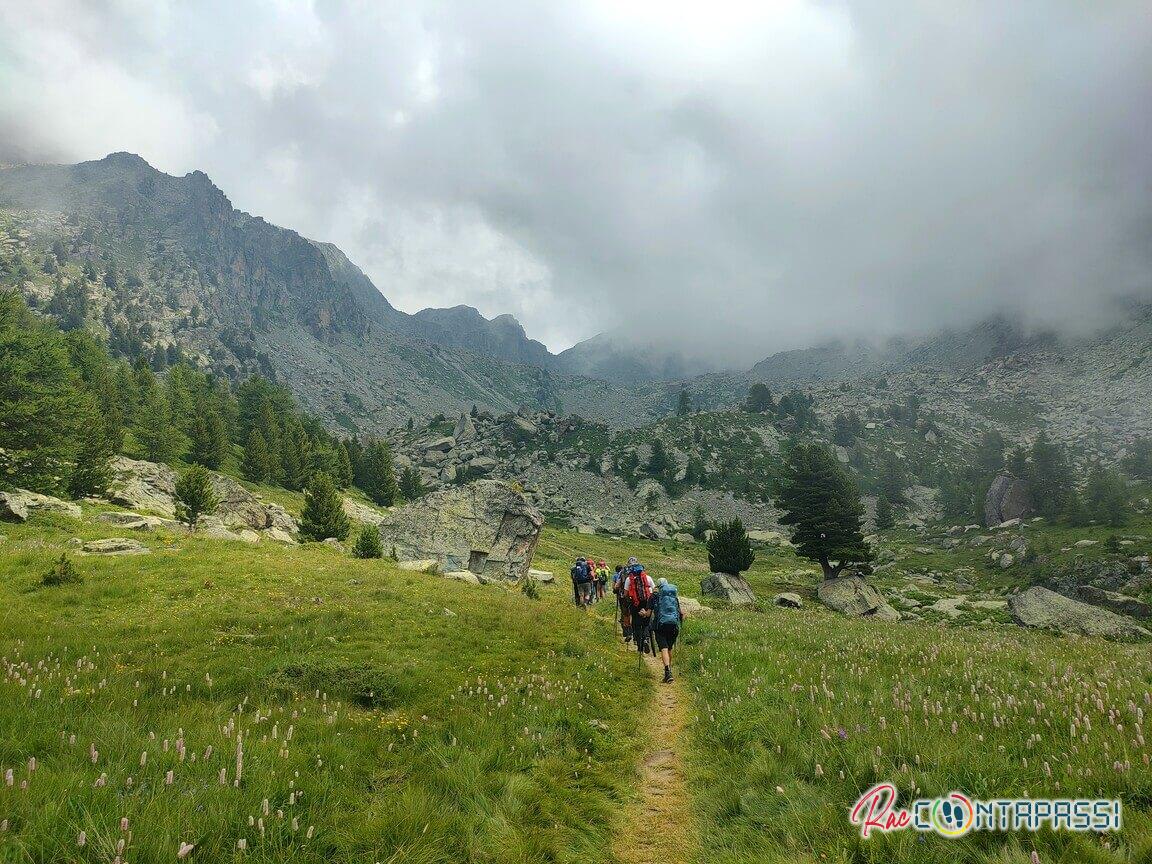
left=570, top=555, right=684, bottom=684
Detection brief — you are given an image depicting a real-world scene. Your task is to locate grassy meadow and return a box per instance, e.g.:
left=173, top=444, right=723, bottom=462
left=2, top=511, right=1151, bottom=863
left=0, top=514, right=649, bottom=863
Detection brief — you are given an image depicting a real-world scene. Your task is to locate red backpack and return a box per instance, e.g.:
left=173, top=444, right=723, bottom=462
left=626, top=568, right=651, bottom=610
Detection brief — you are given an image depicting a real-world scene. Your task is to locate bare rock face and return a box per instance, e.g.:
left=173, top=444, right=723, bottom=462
left=1073, top=585, right=1152, bottom=620
left=700, top=572, right=757, bottom=605
left=1009, top=587, right=1150, bottom=641
left=983, top=474, right=1032, bottom=527
left=0, top=490, right=82, bottom=523
left=82, top=537, right=149, bottom=555
left=375, top=480, right=543, bottom=580
left=818, top=576, right=900, bottom=621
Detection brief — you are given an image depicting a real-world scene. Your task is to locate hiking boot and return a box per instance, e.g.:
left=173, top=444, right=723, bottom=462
left=662, top=669, right=673, bottom=683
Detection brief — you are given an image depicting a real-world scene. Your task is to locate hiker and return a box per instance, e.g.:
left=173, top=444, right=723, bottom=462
left=623, top=557, right=655, bottom=655
left=652, top=577, right=684, bottom=683
left=583, top=555, right=598, bottom=604
left=613, top=564, right=632, bottom=642
left=570, top=557, right=592, bottom=607
left=596, top=560, right=609, bottom=601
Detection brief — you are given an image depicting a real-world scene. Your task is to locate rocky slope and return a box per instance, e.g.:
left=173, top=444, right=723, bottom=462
left=0, top=153, right=642, bottom=431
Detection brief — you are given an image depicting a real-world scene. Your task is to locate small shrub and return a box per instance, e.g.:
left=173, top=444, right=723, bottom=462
left=41, top=553, right=82, bottom=586
left=707, top=518, right=755, bottom=575
left=521, top=573, right=540, bottom=600
left=351, top=525, right=383, bottom=559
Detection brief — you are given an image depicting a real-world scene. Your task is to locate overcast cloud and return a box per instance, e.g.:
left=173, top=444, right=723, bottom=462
left=1, top=0, right=1149, bottom=364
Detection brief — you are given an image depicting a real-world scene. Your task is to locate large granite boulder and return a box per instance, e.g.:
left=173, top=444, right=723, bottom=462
left=375, top=480, right=543, bottom=580
left=983, top=475, right=1032, bottom=528
left=0, top=490, right=82, bottom=523
left=700, top=572, right=757, bottom=605
left=82, top=537, right=149, bottom=555
left=1009, top=587, right=1151, bottom=641
left=109, top=457, right=299, bottom=534
left=818, top=576, right=900, bottom=621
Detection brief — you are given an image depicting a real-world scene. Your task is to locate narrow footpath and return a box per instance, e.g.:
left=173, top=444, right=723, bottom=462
left=612, top=649, right=698, bottom=864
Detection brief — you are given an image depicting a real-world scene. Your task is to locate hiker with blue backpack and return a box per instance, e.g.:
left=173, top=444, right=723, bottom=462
left=652, top=577, right=684, bottom=683
left=571, top=557, right=593, bottom=607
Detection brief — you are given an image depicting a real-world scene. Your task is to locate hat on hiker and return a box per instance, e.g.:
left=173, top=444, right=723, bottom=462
left=627, top=556, right=638, bottom=566
left=657, top=577, right=668, bottom=588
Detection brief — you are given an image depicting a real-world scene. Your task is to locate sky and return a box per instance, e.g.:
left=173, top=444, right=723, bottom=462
left=1, top=0, right=1150, bottom=365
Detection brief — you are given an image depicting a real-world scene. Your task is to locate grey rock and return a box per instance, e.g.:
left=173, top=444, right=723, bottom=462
left=321, top=537, right=345, bottom=550
left=82, top=537, right=149, bottom=555
left=0, top=489, right=82, bottom=523
left=443, top=570, right=481, bottom=585
left=639, top=521, right=669, bottom=541
left=678, top=596, right=710, bottom=615
left=96, top=511, right=168, bottom=530
left=343, top=497, right=385, bottom=525
left=983, top=475, right=1032, bottom=527
left=773, top=592, right=803, bottom=608
left=700, top=572, right=757, bottom=605
left=1009, top=587, right=1150, bottom=641
left=817, top=576, right=900, bottom=621
left=397, top=559, right=440, bottom=573
left=527, top=568, right=554, bottom=584
left=375, top=480, right=543, bottom=580
left=453, top=413, right=477, bottom=443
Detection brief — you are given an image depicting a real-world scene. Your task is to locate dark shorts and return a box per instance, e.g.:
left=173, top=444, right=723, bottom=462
left=654, top=624, right=679, bottom=650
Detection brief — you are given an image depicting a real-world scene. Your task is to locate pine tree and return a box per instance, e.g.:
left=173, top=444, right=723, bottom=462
left=744, top=382, right=774, bottom=413
left=67, top=394, right=114, bottom=498
left=975, top=430, right=1007, bottom=475
left=299, top=472, right=350, bottom=541
left=690, top=504, right=710, bottom=541
left=874, top=493, right=896, bottom=530
left=278, top=420, right=308, bottom=490
left=0, top=292, right=85, bottom=494
left=706, top=518, right=755, bottom=575
left=175, top=464, right=219, bottom=529
left=351, top=524, right=383, bottom=559
left=1083, top=465, right=1130, bottom=527
left=361, top=440, right=399, bottom=506
left=1029, top=431, right=1072, bottom=520
left=777, top=444, right=873, bottom=580
left=241, top=431, right=273, bottom=482
left=189, top=405, right=228, bottom=469
left=135, top=384, right=181, bottom=464
left=878, top=453, right=908, bottom=508
left=676, top=389, right=692, bottom=416
left=399, top=465, right=424, bottom=501
left=647, top=438, right=672, bottom=477
left=335, top=441, right=354, bottom=489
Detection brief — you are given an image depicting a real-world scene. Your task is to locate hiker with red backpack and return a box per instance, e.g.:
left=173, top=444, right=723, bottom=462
left=622, top=557, right=655, bottom=656
left=612, top=564, right=632, bottom=642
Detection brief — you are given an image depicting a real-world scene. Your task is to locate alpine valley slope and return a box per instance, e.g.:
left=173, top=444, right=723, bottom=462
left=0, top=152, right=643, bottom=432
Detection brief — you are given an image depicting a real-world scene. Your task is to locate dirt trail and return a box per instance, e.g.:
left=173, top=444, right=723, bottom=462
left=612, top=650, right=698, bottom=864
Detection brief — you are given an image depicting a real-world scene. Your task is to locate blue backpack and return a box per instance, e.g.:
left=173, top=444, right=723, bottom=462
left=655, top=584, right=681, bottom=627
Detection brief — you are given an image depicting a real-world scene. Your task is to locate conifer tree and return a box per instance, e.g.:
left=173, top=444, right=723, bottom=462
left=335, top=441, right=354, bottom=489
left=706, top=518, right=755, bottom=575
left=1028, top=431, right=1072, bottom=520
left=647, top=438, right=672, bottom=477
left=691, top=504, right=710, bottom=541
left=175, top=464, right=218, bottom=529
left=1083, top=465, right=1130, bottom=527
left=676, top=389, right=692, bottom=416
left=67, top=394, right=114, bottom=498
left=399, top=465, right=424, bottom=501
left=878, top=453, right=908, bottom=508
left=362, top=440, right=399, bottom=506
left=135, top=382, right=181, bottom=464
left=351, top=524, right=383, bottom=559
left=874, top=493, right=896, bottom=530
left=299, top=472, right=350, bottom=541
left=189, top=405, right=228, bottom=469
left=744, top=382, right=774, bottom=413
left=241, top=430, right=273, bottom=482
left=777, top=443, right=872, bottom=580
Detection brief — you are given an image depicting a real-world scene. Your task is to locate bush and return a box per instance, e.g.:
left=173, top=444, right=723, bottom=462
left=41, top=553, right=82, bottom=586
left=351, top=524, right=383, bottom=559
left=707, top=518, right=755, bottom=575
left=521, top=573, right=540, bottom=600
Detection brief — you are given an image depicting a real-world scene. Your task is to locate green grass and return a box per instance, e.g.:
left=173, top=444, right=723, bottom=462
left=0, top=515, right=649, bottom=863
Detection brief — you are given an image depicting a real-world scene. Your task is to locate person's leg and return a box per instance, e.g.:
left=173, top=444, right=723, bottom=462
left=660, top=647, right=671, bottom=667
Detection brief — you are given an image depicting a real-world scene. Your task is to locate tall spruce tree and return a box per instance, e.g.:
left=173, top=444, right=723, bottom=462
left=241, top=430, right=273, bottom=482
left=335, top=441, right=354, bottom=489
left=135, top=383, right=181, bottom=464
left=189, top=405, right=228, bottom=469
left=744, top=382, right=775, bottom=413
left=1028, top=431, right=1072, bottom=520
left=1083, top=465, right=1130, bottom=527
left=777, top=443, right=872, bottom=580
left=874, top=493, right=896, bottom=530
left=676, top=389, right=692, bottom=416
left=299, top=472, right=350, bottom=541
left=362, top=440, right=399, bottom=506
left=398, top=465, right=424, bottom=501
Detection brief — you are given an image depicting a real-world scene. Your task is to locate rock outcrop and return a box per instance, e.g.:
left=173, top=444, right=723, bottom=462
left=82, top=537, right=149, bottom=555
left=109, top=457, right=298, bottom=536
left=1072, top=585, right=1152, bottom=620
left=817, top=576, right=900, bottom=621
left=700, top=572, right=757, bottom=605
left=0, top=489, right=82, bottom=522
left=983, top=475, right=1032, bottom=528
left=773, top=592, right=803, bottom=608
left=1009, top=587, right=1151, bottom=640
left=375, top=480, right=543, bottom=580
